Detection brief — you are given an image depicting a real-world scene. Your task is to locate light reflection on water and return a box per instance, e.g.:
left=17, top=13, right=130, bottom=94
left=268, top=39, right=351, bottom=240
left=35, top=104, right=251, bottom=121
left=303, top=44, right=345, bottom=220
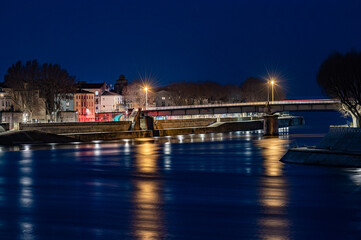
left=0, top=128, right=360, bottom=239
left=133, top=142, right=165, bottom=239
left=257, top=137, right=290, bottom=240
left=18, top=150, right=35, bottom=240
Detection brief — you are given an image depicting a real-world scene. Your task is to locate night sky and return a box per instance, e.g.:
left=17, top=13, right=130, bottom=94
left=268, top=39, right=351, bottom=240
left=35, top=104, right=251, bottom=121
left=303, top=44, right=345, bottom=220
left=1, top=0, right=361, bottom=98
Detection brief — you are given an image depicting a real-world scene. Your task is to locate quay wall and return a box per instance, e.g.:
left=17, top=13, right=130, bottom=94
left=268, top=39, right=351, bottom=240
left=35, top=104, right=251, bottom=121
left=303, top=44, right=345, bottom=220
left=9, top=116, right=304, bottom=143
left=278, top=116, right=304, bottom=128
left=63, top=130, right=153, bottom=142
left=281, top=127, right=361, bottom=167
left=154, top=118, right=216, bottom=130
left=281, top=148, right=361, bottom=167
left=155, top=116, right=303, bottom=130
left=157, top=120, right=263, bottom=136
left=316, top=127, right=361, bottom=153
left=19, top=121, right=132, bottom=134
left=0, top=123, right=9, bottom=132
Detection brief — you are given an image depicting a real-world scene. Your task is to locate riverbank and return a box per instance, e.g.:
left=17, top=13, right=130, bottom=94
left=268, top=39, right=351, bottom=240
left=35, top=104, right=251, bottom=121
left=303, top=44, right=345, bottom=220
left=281, top=127, right=361, bottom=167
left=0, top=116, right=303, bottom=145
left=0, top=130, right=76, bottom=146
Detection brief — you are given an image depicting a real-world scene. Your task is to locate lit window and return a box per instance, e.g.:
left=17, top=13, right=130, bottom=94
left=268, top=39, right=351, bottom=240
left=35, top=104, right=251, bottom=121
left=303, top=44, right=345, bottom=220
left=95, top=91, right=99, bottom=96
left=162, top=97, right=165, bottom=100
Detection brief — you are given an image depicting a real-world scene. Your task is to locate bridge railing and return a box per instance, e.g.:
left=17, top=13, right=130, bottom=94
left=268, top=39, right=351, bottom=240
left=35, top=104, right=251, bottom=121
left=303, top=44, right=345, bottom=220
left=145, top=99, right=340, bottom=111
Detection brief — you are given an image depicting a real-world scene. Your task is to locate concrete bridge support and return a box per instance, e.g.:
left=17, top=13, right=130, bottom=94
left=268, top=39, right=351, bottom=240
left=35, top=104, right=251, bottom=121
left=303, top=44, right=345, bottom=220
left=131, top=109, right=141, bottom=130
left=264, top=114, right=279, bottom=136
left=352, top=114, right=360, bottom=128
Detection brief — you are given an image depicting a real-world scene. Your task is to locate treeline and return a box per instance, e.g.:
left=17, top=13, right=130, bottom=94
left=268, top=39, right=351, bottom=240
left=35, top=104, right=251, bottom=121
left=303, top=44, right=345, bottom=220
left=159, top=77, right=285, bottom=105
left=4, top=60, right=75, bottom=120
left=163, top=81, right=242, bottom=105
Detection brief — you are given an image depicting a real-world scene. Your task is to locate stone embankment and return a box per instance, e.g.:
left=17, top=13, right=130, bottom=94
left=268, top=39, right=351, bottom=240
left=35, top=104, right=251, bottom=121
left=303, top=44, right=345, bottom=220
left=64, top=130, right=153, bottom=142
left=0, top=130, right=75, bottom=145
left=156, top=120, right=263, bottom=136
left=154, top=118, right=216, bottom=129
left=281, top=127, right=361, bottom=167
left=0, top=116, right=303, bottom=145
left=19, top=121, right=131, bottom=134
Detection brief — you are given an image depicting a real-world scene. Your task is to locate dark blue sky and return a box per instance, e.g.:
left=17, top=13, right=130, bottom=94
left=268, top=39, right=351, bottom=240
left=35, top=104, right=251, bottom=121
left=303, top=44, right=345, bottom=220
left=1, top=0, right=361, bottom=98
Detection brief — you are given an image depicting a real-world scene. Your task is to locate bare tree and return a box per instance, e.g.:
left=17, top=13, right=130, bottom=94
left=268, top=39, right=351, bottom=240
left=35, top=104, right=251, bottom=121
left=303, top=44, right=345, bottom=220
left=4, top=60, right=76, bottom=121
left=240, top=77, right=285, bottom=102
left=38, top=63, right=76, bottom=121
left=317, top=50, right=361, bottom=127
left=123, top=80, right=155, bottom=109
left=4, top=60, right=42, bottom=120
left=164, top=81, right=243, bottom=105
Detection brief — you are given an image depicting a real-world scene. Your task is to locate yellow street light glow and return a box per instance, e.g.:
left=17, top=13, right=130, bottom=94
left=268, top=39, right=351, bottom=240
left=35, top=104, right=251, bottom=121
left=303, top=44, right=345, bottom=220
left=144, top=86, right=149, bottom=109
left=270, top=80, right=275, bottom=85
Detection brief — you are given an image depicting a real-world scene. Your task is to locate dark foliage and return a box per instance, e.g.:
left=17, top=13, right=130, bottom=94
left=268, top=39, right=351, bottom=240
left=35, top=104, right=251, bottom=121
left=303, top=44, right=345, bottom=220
left=164, top=81, right=242, bottom=105
left=317, top=50, right=361, bottom=126
left=240, top=77, right=285, bottom=102
left=4, top=60, right=75, bottom=120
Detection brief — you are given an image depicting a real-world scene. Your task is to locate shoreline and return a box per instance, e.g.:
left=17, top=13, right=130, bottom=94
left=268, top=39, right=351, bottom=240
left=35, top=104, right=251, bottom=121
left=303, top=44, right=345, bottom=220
left=0, top=116, right=303, bottom=146
left=281, top=127, right=361, bottom=167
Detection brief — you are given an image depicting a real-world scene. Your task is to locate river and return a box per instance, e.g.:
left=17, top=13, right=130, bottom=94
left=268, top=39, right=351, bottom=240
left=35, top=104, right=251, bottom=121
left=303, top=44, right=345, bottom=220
left=0, top=112, right=360, bottom=239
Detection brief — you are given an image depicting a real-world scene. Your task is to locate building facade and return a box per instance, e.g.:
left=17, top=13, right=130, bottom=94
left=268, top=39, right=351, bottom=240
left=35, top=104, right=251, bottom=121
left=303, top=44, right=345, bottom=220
left=155, top=90, right=175, bottom=107
left=58, top=93, right=75, bottom=112
left=0, top=89, right=14, bottom=111
left=78, top=82, right=108, bottom=113
left=114, top=75, right=128, bottom=95
left=100, top=91, right=124, bottom=112
left=74, top=90, right=95, bottom=122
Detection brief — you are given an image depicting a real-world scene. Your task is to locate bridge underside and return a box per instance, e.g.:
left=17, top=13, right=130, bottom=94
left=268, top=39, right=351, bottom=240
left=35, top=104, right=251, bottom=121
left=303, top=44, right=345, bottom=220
left=145, top=104, right=338, bottom=117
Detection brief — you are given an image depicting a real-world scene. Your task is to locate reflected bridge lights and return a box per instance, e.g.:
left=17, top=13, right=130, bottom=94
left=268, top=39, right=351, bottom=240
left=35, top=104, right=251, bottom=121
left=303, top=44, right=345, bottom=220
left=123, top=140, right=131, bottom=155
left=164, top=142, right=171, bottom=155
left=199, top=134, right=205, bottom=142
left=49, top=143, right=58, bottom=150
left=23, top=144, right=30, bottom=151
left=177, top=135, right=184, bottom=143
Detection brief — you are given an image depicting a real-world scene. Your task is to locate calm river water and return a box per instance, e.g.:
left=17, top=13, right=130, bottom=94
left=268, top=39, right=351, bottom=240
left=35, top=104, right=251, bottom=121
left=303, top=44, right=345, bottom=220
left=1, top=112, right=361, bottom=239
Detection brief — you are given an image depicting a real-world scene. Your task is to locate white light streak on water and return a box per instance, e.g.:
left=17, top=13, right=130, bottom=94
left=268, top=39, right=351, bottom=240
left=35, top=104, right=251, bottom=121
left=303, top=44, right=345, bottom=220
left=164, top=156, right=171, bottom=171
left=349, top=169, right=361, bottom=186
left=20, top=177, right=32, bottom=186
left=177, top=135, right=184, bottom=143
left=200, top=134, right=205, bottom=142
left=164, top=142, right=171, bottom=155
left=19, top=222, right=35, bottom=240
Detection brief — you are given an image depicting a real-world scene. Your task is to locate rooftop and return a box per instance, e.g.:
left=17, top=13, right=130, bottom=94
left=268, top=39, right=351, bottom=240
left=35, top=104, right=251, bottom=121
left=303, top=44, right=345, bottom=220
left=75, top=89, right=93, bottom=94
left=78, top=82, right=106, bottom=89
left=102, top=91, right=120, bottom=96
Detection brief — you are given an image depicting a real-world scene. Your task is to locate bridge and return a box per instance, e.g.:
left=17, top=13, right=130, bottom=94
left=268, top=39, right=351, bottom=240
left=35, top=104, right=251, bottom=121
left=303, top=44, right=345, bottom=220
left=143, top=99, right=344, bottom=136
left=144, top=99, right=340, bottom=117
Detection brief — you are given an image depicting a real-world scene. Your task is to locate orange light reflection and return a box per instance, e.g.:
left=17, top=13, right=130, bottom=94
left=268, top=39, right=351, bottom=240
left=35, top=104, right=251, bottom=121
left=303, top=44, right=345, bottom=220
left=132, top=142, right=164, bottom=239
left=257, top=137, right=290, bottom=240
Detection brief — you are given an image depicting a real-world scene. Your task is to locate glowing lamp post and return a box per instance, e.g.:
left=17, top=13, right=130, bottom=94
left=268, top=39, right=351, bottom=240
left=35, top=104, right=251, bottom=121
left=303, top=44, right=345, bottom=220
left=144, top=87, right=148, bottom=110
left=270, top=79, right=275, bottom=103
left=268, top=78, right=275, bottom=103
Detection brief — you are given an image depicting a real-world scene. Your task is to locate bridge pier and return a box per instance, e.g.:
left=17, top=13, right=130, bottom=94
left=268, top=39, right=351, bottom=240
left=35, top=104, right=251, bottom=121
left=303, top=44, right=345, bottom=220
left=263, top=114, right=279, bottom=136
left=352, top=114, right=360, bottom=128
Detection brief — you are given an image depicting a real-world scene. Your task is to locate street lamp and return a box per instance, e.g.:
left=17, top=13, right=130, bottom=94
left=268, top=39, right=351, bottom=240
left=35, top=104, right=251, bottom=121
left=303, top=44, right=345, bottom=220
left=144, top=87, right=148, bottom=109
left=270, top=79, right=275, bottom=103
left=268, top=78, right=275, bottom=103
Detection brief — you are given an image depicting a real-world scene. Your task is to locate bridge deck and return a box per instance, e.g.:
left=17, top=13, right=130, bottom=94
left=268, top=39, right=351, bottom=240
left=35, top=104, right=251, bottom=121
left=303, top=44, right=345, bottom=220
left=144, top=99, right=340, bottom=117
